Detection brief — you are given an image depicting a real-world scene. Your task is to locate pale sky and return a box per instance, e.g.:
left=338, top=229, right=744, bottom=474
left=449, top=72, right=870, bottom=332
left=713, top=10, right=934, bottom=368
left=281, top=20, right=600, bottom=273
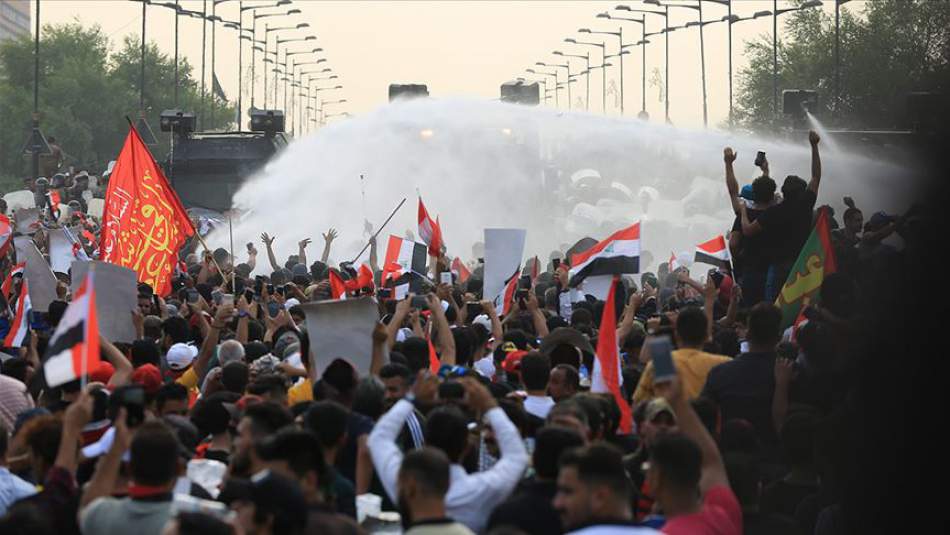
left=37, top=0, right=860, bottom=128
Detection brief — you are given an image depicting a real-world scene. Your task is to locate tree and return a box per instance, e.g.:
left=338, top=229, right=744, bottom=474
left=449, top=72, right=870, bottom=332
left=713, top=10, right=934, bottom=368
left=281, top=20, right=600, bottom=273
left=0, top=22, right=234, bottom=190
left=735, top=0, right=950, bottom=132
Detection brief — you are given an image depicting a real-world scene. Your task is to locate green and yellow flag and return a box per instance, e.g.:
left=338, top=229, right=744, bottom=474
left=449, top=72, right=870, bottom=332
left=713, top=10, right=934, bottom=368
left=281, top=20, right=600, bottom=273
left=775, top=207, right=837, bottom=330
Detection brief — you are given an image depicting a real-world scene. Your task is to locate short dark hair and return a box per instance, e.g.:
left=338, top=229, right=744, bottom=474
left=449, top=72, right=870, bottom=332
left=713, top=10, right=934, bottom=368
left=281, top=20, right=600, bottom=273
left=781, top=175, right=808, bottom=201
left=401, top=337, right=430, bottom=374
left=190, top=394, right=233, bottom=436
left=675, top=306, right=708, bottom=346
left=379, top=362, right=411, bottom=382
left=222, top=361, right=250, bottom=394
left=649, top=433, right=702, bottom=491
left=520, top=352, right=550, bottom=391
left=533, top=426, right=585, bottom=480
left=130, top=421, right=179, bottom=486
left=558, top=442, right=631, bottom=499
left=257, top=428, right=328, bottom=484
left=399, top=447, right=451, bottom=498
left=247, top=374, right=288, bottom=398
left=843, top=207, right=862, bottom=223
left=425, top=405, right=469, bottom=462
left=552, top=364, right=580, bottom=390
left=175, top=511, right=233, bottom=535
left=747, top=303, right=782, bottom=346
left=131, top=339, right=161, bottom=368
left=162, top=316, right=192, bottom=344
left=243, top=401, right=294, bottom=438
left=571, top=394, right=604, bottom=438
left=751, top=175, right=776, bottom=204
left=21, top=415, right=61, bottom=467
left=156, top=383, right=189, bottom=412
left=303, top=400, right=349, bottom=449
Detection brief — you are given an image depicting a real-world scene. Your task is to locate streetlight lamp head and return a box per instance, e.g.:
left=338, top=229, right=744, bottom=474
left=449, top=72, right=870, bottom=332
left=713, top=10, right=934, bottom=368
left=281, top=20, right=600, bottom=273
left=616, top=5, right=631, bottom=11
left=596, top=12, right=611, bottom=19
left=287, top=9, right=301, bottom=15
left=553, top=51, right=564, bottom=56
left=305, top=35, right=317, bottom=40
left=296, top=22, right=310, bottom=28
left=801, top=0, right=823, bottom=8
left=564, top=38, right=577, bottom=43
left=313, top=47, right=324, bottom=52
left=329, top=75, right=338, bottom=79
left=643, top=0, right=662, bottom=6
left=277, top=0, right=292, bottom=4
left=535, top=62, right=545, bottom=66
left=723, top=14, right=740, bottom=23
left=603, top=62, right=614, bottom=67
left=526, top=68, right=537, bottom=73
left=754, top=10, right=772, bottom=18
left=317, top=58, right=327, bottom=63
left=686, top=21, right=700, bottom=27
left=578, top=28, right=591, bottom=33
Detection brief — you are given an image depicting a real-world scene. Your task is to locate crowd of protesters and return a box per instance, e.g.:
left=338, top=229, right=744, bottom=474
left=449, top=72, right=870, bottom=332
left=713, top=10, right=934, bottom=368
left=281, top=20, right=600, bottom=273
left=0, top=130, right=932, bottom=535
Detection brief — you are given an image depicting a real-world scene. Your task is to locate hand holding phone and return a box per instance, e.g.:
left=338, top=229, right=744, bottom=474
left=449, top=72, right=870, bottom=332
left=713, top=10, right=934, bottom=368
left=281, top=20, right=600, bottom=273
left=440, top=272, right=453, bottom=285
left=649, top=335, right=676, bottom=384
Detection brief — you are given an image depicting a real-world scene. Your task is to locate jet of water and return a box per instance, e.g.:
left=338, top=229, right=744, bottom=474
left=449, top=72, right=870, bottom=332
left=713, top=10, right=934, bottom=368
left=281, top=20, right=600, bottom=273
left=210, top=98, right=919, bottom=275
left=806, top=111, right=841, bottom=153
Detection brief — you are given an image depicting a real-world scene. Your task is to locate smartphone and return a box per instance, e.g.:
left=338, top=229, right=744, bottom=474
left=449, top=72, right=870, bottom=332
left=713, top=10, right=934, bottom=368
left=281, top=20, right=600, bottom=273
left=111, top=385, right=146, bottom=427
left=440, top=272, right=453, bottom=285
left=552, top=258, right=561, bottom=270
left=709, top=270, right=725, bottom=289
left=439, top=381, right=464, bottom=400
left=649, top=335, right=676, bottom=384
left=220, top=293, right=234, bottom=306
left=267, top=301, right=281, bottom=318
left=411, top=295, right=429, bottom=310
left=754, top=150, right=766, bottom=167
left=518, top=275, right=532, bottom=289
left=91, top=388, right=110, bottom=422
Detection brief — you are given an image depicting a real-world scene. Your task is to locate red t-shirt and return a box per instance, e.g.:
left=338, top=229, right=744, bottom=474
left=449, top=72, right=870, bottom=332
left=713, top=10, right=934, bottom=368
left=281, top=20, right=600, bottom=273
left=661, top=485, right=742, bottom=535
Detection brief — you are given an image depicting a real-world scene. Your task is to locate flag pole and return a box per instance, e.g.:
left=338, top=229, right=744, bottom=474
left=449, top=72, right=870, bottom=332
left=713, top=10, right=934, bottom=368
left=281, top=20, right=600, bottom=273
left=228, top=216, right=235, bottom=294
left=351, top=197, right=406, bottom=264
left=194, top=232, right=226, bottom=280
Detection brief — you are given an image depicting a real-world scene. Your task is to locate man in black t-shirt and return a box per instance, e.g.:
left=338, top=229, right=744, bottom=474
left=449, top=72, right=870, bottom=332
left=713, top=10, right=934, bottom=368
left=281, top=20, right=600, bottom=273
left=735, top=131, right=822, bottom=302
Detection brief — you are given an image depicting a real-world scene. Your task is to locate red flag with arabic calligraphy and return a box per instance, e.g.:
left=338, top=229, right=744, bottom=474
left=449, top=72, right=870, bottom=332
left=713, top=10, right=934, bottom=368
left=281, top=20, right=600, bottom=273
left=100, top=125, right=195, bottom=296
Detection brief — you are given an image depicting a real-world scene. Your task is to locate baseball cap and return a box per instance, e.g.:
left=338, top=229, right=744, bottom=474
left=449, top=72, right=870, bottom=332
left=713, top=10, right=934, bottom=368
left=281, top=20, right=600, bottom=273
left=645, top=397, right=676, bottom=423
left=131, top=364, right=163, bottom=396
left=166, top=343, right=198, bottom=371
left=740, top=184, right=755, bottom=200
left=472, top=314, right=492, bottom=332
left=502, top=350, right=528, bottom=375
left=89, top=361, right=115, bottom=384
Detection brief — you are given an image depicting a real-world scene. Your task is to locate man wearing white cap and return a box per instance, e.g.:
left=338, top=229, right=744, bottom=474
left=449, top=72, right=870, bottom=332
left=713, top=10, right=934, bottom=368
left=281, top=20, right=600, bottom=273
left=166, top=343, right=198, bottom=377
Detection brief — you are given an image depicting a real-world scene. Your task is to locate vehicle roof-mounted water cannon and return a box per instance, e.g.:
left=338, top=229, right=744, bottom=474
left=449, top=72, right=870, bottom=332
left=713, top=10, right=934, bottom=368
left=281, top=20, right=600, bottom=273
left=389, top=84, right=429, bottom=102
left=160, top=110, right=197, bottom=139
left=783, top=89, right=819, bottom=129
left=250, top=109, right=285, bottom=138
left=500, top=80, right=540, bottom=106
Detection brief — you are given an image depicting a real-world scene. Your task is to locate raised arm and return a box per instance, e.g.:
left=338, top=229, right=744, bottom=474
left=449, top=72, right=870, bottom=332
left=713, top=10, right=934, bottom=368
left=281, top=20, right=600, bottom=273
left=297, top=238, right=311, bottom=267
left=261, top=233, right=280, bottom=272
left=246, top=243, right=258, bottom=272
left=525, top=290, right=550, bottom=338
left=482, top=299, right=504, bottom=351
left=370, top=322, right=388, bottom=376
left=703, top=277, right=717, bottom=342
left=724, top=147, right=742, bottom=215
left=739, top=203, right=762, bottom=237
left=320, top=228, right=337, bottom=264
left=427, top=292, right=456, bottom=366
left=808, top=130, right=821, bottom=194
left=386, top=297, right=412, bottom=350
left=101, top=335, right=134, bottom=388
left=658, top=378, right=729, bottom=492
left=56, top=391, right=92, bottom=477
left=194, top=305, right=234, bottom=380
left=772, top=358, right=794, bottom=434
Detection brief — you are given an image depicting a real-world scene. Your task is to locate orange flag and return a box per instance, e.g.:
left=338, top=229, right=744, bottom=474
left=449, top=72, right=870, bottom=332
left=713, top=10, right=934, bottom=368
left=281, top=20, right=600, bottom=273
left=100, top=124, right=195, bottom=296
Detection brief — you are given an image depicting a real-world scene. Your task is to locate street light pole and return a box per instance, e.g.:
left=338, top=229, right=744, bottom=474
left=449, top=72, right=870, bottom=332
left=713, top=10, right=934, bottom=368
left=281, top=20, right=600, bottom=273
left=582, top=27, right=623, bottom=114
left=140, top=0, right=146, bottom=113
left=698, top=1, right=707, bottom=127
left=30, top=0, right=43, bottom=182
left=564, top=38, right=606, bottom=114
left=200, top=0, right=207, bottom=129
left=773, top=0, right=778, bottom=119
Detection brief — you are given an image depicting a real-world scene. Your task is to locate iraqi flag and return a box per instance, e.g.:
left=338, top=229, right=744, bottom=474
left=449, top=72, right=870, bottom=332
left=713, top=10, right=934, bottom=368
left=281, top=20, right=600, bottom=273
left=417, top=197, right=443, bottom=257
left=498, top=267, right=520, bottom=316
left=3, top=278, right=32, bottom=347
left=383, top=235, right=428, bottom=285
left=329, top=269, right=348, bottom=300
left=451, top=257, right=471, bottom=284
left=0, top=213, right=12, bottom=257
left=694, top=235, right=731, bottom=272
left=42, top=271, right=101, bottom=388
left=1, top=262, right=25, bottom=301
left=591, top=276, right=632, bottom=434
left=568, top=222, right=640, bottom=287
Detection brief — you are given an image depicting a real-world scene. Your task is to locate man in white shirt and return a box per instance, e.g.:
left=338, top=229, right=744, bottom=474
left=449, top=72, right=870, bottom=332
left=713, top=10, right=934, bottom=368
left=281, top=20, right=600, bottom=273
left=520, top=353, right=555, bottom=420
left=368, top=375, right=528, bottom=534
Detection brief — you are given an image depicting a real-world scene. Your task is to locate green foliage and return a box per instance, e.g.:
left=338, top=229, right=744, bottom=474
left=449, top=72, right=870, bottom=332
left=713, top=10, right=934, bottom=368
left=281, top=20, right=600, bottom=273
left=735, top=0, right=950, bottom=131
left=0, top=23, right=234, bottom=185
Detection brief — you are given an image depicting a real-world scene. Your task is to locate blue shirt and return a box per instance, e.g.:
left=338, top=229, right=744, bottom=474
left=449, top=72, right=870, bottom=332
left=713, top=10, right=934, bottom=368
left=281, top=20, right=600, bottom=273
left=0, top=466, right=37, bottom=515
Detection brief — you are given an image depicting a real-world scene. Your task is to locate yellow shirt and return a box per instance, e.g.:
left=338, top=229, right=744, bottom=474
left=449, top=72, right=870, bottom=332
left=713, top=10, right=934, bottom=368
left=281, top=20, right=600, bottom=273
left=633, top=348, right=731, bottom=405
left=176, top=367, right=199, bottom=389
left=287, top=378, right=313, bottom=406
